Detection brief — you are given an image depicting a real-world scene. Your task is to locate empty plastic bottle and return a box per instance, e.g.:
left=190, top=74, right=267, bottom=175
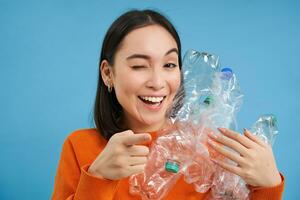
left=210, top=114, right=279, bottom=200
left=129, top=49, right=279, bottom=200
left=129, top=125, right=195, bottom=200
left=176, top=49, right=220, bottom=122
left=250, top=114, right=278, bottom=145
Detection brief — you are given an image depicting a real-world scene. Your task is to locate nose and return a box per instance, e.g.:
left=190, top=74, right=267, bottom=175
left=145, top=68, right=165, bottom=90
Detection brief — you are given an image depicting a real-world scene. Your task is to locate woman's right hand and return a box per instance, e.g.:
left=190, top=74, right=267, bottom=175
left=88, top=130, right=151, bottom=180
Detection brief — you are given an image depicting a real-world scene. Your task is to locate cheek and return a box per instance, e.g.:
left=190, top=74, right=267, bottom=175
left=169, top=72, right=181, bottom=96
left=113, top=72, right=143, bottom=103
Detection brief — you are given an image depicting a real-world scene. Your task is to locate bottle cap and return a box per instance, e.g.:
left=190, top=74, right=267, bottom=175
left=204, top=96, right=213, bottom=105
left=165, top=160, right=180, bottom=173
left=221, top=67, right=233, bottom=80
left=221, top=67, right=233, bottom=73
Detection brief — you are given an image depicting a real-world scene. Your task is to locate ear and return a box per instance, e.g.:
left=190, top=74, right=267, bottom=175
left=100, top=60, right=114, bottom=87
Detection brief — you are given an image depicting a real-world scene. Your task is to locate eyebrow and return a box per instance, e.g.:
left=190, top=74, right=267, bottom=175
left=126, top=48, right=178, bottom=60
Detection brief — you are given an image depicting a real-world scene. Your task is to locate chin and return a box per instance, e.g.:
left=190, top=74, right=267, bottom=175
left=140, top=114, right=166, bottom=128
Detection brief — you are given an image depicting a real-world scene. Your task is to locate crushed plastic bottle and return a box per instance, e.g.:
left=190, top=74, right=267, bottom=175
left=250, top=114, right=278, bottom=146
left=201, top=67, right=246, bottom=200
left=129, top=49, right=279, bottom=200
left=209, top=114, right=279, bottom=200
left=129, top=125, right=195, bottom=200
left=189, top=67, right=244, bottom=196
left=176, top=49, right=220, bottom=122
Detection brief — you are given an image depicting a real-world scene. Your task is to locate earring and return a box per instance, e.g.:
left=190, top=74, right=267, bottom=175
left=107, top=84, right=112, bottom=93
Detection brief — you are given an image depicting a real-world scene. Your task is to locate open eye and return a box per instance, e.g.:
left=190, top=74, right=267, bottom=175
left=164, top=63, right=177, bottom=68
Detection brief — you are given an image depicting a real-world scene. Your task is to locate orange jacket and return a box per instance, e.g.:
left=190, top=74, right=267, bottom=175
left=51, top=128, right=284, bottom=200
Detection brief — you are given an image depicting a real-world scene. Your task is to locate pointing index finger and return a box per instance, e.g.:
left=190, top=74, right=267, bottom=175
left=122, top=133, right=152, bottom=146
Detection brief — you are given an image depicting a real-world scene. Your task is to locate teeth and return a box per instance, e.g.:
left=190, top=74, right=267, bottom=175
left=140, top=96, right=164, bottom=103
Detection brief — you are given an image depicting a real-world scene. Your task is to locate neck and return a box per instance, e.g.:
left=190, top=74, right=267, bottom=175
left=122, top=117, right=171, bottom=133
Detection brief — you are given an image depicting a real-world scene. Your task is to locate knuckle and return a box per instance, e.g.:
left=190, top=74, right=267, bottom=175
left=141, top=157, right=148, bottom=164
left=235, top=133, right=242, bottom=140
left=227, top=130, right=234, bottom=136
left=242, top=169, right=252, bottom=179
left=115, top=130, right=133, bottom=140
left=226, top=140, right=236, bottom=148
left=114, top=131, right=124, bottom=138
left=124, top=130, right=134, bottom=135
left=248, top=152, right=256, bottom=159
left=110, top=133, right=121, bottom=143
left=217, top=134, right=224, bottom=142
left=239, top=157, right=247, bottom=166
left=230, top=132, right=240, bottom=141
left=143, top=146, right=150, bottom=154
left=107, top=137, right=115, bottom=144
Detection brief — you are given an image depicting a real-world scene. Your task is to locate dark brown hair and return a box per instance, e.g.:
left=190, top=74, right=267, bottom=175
left=93, top=9, right=183, bottom=140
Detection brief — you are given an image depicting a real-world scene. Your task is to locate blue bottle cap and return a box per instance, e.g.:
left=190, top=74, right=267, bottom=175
left=221, top=67, right=233, bottom=73
left=221, top=67, right=233, bottom=80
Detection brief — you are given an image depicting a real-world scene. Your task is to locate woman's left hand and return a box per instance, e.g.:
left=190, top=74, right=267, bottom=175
left=207, top=128, right=281, bottom=187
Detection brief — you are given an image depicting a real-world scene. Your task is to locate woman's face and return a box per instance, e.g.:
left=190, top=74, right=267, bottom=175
left=110, top=25, right=181, bottom=132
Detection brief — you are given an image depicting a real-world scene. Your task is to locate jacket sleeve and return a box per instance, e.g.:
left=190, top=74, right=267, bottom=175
left=249, top=173, right=285, bottom=200
left=51, top=137, right=119, bottom=200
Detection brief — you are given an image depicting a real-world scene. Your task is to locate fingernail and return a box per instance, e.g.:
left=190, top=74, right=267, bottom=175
left=208, top=132, right=217, bottom=139
left=243, top=128, right=249, bottom=133
left=145, top=134, right=151, bottom=140
left=218, top=128, right=226, bottom=133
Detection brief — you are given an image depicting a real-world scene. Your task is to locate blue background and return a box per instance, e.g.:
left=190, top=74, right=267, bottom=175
left=0, top=0, right=299, bottom=199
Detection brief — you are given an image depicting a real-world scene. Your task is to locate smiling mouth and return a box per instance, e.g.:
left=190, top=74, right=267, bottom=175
left=138, top=96, right=166, bottom=105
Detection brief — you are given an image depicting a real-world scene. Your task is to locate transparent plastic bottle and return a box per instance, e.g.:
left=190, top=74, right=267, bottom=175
left=250, top=114, right=278, bottom=145
left=129, top=126, right=196, bottom=200
left=186, top=68, right=242, bottom=195
left=203, top=68, right=240, bottom=199
left=210, top=67, right=243, bottom=129
left=210, top=114, right=279, bottom=200
left=129, top=50, right=279, bottom=200
left=176, top=49, right=220, bottom=122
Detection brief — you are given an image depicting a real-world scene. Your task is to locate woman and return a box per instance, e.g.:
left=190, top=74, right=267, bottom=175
left=51, top=9, right=284, bottom=200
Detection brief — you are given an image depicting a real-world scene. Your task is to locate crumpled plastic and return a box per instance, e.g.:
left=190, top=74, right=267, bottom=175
left=129, top=49, right=279, bottom=200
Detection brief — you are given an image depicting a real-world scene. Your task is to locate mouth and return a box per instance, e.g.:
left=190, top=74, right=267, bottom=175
left=138, top=96, right=166, bottom=110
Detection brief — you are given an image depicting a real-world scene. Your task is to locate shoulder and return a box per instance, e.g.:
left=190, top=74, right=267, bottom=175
left=62, top=128, right=108, bottom=166
left=67, top=128, right=101, bottom=141
left=65, top=128, right=108, bottom=151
